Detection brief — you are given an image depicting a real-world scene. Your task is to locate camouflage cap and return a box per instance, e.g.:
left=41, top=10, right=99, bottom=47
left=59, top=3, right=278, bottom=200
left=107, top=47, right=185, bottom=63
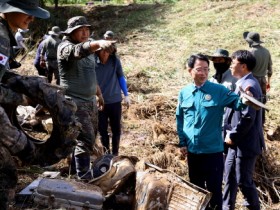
left=212, top=49, right=229, bottom=57
left=207, top=49, right=232, bottom=63
left=48, top=26, right=62, bottom=35
left=63, top=16, right=91, bottom=35
left=243, top=31, right=263, bottom=46
left=0, top=0, right=50, bottom=19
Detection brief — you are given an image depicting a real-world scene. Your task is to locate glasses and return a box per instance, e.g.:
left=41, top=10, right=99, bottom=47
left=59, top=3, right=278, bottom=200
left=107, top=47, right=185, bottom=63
left=193, top=68, right=209, bottom=73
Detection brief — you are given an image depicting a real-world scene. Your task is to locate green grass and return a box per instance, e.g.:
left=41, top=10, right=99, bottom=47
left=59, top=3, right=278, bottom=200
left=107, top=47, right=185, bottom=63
left=117, top=0, right=279, bottom=90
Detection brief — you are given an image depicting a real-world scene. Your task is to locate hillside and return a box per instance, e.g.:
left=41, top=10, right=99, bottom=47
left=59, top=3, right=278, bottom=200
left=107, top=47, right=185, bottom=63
left=15, top=0, right=280, bottom=209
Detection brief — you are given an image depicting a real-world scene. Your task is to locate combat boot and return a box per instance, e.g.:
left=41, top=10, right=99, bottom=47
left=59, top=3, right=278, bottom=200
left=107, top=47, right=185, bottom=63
left=75, top=154, right=92, bottom=180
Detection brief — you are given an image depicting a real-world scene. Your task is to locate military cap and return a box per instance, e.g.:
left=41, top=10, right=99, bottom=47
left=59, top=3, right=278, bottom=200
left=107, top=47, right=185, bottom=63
left=207, top=49, right=231, bottom=63
left=104, top=31, right=114, bottom=40
left=243, top=31, right=264, bottom=46
left=48, top=26, right=62, bottom=35
left=63, top=16, right=91, bottom=35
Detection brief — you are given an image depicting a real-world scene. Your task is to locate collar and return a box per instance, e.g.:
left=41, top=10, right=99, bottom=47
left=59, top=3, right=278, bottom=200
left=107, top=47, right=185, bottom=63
left=191, top=80, right=209, bottom=93
left=236, top=72, right=252, bottom=87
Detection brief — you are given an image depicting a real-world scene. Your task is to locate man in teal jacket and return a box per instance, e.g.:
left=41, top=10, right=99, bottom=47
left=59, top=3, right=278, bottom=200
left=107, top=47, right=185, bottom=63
left=176, top=54, right=246, bottom=210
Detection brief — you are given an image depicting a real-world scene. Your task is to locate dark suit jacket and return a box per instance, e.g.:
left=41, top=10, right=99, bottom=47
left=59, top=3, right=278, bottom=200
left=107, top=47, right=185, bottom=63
left=224, top=73, right=265, bottom=157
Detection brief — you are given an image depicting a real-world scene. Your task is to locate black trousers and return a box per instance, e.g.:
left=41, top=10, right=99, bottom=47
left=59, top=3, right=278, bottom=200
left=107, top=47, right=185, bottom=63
left=188, top=152, right=224, bottom=210
left=98, top=102, right=122, bottom=155
left=34, top=63, right=46, bottom=76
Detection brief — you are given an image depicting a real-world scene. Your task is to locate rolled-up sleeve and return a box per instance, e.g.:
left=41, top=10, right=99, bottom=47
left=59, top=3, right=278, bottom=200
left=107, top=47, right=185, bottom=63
left=58, top=40, right=92, bottom=61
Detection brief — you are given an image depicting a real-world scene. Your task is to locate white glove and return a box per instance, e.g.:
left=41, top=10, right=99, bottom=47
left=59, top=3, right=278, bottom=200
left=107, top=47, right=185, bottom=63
left=97, top=40, right=116, bottom=54
left=124, top=96, right=130, bottom=108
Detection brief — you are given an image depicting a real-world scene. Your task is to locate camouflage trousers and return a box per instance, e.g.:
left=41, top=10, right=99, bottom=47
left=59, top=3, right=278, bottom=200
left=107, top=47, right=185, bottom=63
left=73, top=100, right=98, bottom=156
left=254, top=76, right=267, bottom=104
left=0, top=105, right=32, bottom=209
left=0, top=144, right=18, bottom=210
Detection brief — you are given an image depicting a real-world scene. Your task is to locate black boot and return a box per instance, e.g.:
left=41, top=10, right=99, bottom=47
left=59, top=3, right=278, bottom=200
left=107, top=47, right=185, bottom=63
left=69, top=152, right=76, bottom=175
left=101, top=135, right=110, bottom=154
left=112, top=135, right=120, bottom=156
left=75, top=154, right=92, bottom=180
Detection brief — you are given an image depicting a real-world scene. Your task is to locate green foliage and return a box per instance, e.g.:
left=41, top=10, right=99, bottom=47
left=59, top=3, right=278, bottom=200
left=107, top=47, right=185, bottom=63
left=29, top=5, right=85, bottom=39
left=43, top=0, right=178, bottom=5
left=44, top=0, right=88, bottom=5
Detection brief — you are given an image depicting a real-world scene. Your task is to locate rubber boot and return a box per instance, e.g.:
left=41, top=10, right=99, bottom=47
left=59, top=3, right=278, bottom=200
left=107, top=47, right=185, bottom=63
left=112, top=135, right=120, bottom=156
left=75, top=154, right=92, bottom=180
left=69, top=152, right=76, bottom=175
left=101, top=135, right=110, bottom=154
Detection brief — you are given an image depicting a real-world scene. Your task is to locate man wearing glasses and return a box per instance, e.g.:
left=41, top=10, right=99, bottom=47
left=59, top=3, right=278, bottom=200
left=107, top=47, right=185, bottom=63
left=176, top=54, right=247, bottom=210
left=222, top=50, right=264, bottom=210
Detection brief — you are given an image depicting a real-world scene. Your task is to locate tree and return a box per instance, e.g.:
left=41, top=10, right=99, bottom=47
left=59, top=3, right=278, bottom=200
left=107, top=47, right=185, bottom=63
left=54, top=0, right=58, bottom=9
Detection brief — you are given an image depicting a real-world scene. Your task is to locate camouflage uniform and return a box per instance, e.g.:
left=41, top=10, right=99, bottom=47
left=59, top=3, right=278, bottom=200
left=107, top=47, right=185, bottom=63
left=58, top=32, right=98, bottom=178
left=244, top=32, right=273, bottom=124
left=0, top=16, right=12, bottom=78
left=41, top=32, right=61, bottom=85
left=0, top=16, right=35, bottom=208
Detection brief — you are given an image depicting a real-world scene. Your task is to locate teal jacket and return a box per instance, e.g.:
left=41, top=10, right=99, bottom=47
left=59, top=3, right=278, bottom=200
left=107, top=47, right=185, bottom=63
left=176, top=81, right=244, bottom=154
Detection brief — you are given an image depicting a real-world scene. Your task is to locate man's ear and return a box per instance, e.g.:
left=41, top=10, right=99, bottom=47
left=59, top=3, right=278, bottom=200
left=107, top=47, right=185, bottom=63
left=241, top=63, right=248, bottom=72
left=188, top=67, right=193, bottom=74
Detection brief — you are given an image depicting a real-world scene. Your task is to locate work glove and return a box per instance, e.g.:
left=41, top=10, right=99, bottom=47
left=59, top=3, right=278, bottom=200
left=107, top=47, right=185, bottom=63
left=97, top=40, right=116, bottom=54
left=124, top=96, right=130, bottom=108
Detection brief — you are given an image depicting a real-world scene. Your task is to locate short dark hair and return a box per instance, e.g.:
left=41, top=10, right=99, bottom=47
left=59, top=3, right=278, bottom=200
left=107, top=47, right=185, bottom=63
left=231, top=50, right=256, bottom=71
left=187, top=54, right=209, bottom=68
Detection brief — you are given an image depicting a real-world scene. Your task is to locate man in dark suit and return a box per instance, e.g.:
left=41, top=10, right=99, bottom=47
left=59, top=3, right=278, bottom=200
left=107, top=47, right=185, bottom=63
left=222, top=50, right=265, bottom=210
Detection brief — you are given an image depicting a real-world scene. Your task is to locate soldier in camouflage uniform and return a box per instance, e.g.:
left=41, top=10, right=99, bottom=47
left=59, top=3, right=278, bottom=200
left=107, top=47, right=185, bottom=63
left=58, top=16, right=116, bottom=180
left=0, top=0, right=50, bottom=208
left=243, top=31, right=273, bottom=124
left=40, top=26, right=62, bottom=85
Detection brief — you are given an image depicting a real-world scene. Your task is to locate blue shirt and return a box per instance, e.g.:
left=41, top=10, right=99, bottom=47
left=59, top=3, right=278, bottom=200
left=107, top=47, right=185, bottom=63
left=33, top=40, right=45, bottom=65
left=95, top=55, right=124, bottom=104
left=176, top=80, right=244, bottom=154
